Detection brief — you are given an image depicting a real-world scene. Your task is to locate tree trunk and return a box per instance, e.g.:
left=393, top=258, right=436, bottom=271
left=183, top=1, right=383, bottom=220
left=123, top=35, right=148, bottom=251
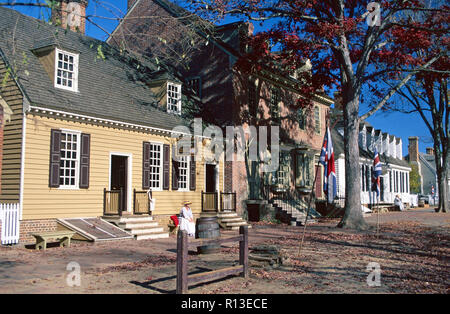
left=436, top=153, right=449, bottom=213
left=338, top=95, right=369, bottom=230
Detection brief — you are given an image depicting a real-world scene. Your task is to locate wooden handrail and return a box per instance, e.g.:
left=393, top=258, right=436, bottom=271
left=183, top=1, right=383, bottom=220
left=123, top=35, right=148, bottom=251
left=187, top=235, right=243, bottom=249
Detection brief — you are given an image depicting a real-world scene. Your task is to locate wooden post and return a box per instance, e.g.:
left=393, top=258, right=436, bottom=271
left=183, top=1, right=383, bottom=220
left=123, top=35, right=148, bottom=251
left=133, top=188, right=136, bottom=215
left=201, top=191, right=204, bottom=212
left=239, top=225, right=249, bottom=278
left=215, top=192, right=218, bottom=213
left=119, top=188, right=123, bottom=216
left=176, top=230, right=188, bottom=294
left=103, top=188, right=106, bottom=216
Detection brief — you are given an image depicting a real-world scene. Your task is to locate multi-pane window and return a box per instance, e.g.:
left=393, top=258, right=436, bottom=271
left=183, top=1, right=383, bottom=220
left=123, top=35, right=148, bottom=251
left=314, top=106, right=320, bottom=134
left=298, top=108, right=305, bottom=130
left=270, top=87, right=280, bottom=123
left=178, top=155, right=189, bottom=191
left=273, top=151, right=291, bottom=189
left=187, top=77, right=201, bottom=99
left=389, top=171, right=393, bottom=192
left=149, top=143, right=162, bottom=189
left=406, top=173, right=409, bottom=193
left=248, top=80, right=258, bottom=117
left=295, top=151, right=312, bottom=188
left=55, top=48, right=78, bottom=91
left=167, top=82, right=182, bottom=114
left=60, top=131, right=80, bottom=187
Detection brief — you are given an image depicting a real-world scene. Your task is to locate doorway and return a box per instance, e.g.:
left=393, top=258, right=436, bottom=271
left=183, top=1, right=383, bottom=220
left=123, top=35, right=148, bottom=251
left=205, top=163, right=219, bottom=193
left=110, top=155, right=128, bottom=212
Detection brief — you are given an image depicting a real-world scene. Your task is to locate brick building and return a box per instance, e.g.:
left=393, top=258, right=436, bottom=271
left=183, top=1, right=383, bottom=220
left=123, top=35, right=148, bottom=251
left=108, top=0, right=333, bottom=220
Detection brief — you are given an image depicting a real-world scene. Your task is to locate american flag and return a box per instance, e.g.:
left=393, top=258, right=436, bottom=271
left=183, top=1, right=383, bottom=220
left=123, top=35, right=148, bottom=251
left=371, top=148, right=382, bottom=197
left=319, top=127, right=337, bottom=203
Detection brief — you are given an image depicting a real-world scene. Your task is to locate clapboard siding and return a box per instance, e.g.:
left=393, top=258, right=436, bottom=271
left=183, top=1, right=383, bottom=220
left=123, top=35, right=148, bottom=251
left=0, top=57, right=23, bottom=203
left=22, top=114, right=223, bottom=220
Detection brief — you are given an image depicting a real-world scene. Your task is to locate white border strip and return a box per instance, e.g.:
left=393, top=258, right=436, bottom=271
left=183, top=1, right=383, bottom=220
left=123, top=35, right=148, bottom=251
left=19, top=112, right=26, bottom=220
left=28, top=105, right=202, bottom=137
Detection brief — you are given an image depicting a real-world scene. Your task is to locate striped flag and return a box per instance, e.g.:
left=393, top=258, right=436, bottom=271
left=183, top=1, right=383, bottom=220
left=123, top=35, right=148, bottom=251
left=371, top=148, right=382, bottom=197
left=319, top=127, right=337, bottom=203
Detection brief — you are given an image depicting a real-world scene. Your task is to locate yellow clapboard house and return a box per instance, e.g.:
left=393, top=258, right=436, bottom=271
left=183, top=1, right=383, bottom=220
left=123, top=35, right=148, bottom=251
left=0, top=7, right=229, bottom=243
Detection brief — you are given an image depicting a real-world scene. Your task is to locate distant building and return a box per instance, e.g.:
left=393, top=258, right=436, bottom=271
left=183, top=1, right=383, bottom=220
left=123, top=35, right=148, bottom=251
left=405, top=137, right=446, bottom=201
left=331, top=120, right=412, bottom=206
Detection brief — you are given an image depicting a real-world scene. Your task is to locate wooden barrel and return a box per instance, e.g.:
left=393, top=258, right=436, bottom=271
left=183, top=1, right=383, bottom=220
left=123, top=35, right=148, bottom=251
left=195, top=216, right=221, bottom=254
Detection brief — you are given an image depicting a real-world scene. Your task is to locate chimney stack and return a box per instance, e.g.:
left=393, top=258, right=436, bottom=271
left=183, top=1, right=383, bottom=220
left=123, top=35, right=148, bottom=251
left=51, top=1, right=88, bottom=34
left=426, top=147, right=434, bottom=155
left=408, top=136, right=419, bottom=162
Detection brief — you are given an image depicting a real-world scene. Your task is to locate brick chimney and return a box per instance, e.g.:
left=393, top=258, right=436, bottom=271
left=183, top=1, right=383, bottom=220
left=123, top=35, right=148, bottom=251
left=51, top=0, right=88, bottom=34
left=426, top=147, right=434, bottom=155
left=408, top=136, right=419, bottom=162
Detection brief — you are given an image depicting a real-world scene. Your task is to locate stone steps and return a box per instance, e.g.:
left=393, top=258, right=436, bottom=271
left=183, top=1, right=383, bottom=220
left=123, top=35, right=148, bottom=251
left=103, top=215, right=169, bottom=240
left=216, top=211, right=252, bottom=230
left=270, top=200, right=315, bottom=226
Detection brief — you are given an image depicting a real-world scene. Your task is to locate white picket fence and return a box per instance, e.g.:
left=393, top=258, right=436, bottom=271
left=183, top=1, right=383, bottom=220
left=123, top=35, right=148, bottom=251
left=0, top=203, right=20, bottom=245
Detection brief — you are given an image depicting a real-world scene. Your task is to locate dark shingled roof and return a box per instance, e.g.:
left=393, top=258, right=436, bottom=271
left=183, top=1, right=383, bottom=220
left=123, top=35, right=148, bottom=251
left=0, top=6, right=186, bottom=131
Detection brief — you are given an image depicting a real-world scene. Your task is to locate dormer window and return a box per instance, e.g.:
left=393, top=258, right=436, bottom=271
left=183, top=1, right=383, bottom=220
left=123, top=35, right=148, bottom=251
left=167, top=82, right=182, bottom=114
left=55, top=48, right=79, bottom=92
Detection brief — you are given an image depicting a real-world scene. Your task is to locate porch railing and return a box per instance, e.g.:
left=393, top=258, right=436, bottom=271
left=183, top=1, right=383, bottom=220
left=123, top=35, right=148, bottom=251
left=201, top=191, right=218, bottom=212
left=103, top=188, right=123, bottom=216
left=201, top=191, right=237, bottom=212
left=221, top=192, right=236, bottom=212
left=133, top=189, right=151, bottom=215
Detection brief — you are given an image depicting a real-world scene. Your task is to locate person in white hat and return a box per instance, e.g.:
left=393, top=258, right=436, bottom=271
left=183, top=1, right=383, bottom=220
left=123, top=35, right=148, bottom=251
left=179, top=201, right=195, bottom=237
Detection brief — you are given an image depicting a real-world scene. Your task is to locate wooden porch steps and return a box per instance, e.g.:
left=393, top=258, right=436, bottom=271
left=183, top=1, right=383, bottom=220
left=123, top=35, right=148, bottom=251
left=217, top=211, right=252, bottom=231
left=103, top=215, right=169, bottom=240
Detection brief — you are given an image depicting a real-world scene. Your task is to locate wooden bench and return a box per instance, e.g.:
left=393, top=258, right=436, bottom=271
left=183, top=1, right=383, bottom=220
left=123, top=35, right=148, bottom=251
left=32, top=231, right=76, bottom=250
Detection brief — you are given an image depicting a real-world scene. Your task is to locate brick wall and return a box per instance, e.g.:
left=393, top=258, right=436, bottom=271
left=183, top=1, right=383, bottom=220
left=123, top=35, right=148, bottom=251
left=19, top=219, right=58, bottom=244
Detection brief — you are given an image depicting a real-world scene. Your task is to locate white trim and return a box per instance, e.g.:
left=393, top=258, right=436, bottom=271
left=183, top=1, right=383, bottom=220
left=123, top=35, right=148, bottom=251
left=177, top=155, right=190, bottom=192
left=167, top=81, right=182, bottom=115
left=108, top=152, right=133, bottom=213
left=147, top=141, right=164, bottom=191
left=204, top=162, right=220, bottom=192
left=28, top=106, right=203, bottom=137
left=19, top=113, right=27, bottom=220
left=58, top=130, right=82, bottom=189
left=54, top=48, right=79, bottom=92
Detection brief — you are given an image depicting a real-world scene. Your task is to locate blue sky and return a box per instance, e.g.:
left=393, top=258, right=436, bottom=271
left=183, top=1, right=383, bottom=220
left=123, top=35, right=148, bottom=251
left=3, top=0, right=435, bottom=155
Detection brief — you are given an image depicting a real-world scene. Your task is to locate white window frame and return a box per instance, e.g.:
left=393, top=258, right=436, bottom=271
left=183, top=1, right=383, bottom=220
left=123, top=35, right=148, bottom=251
left=167, top=82, right=182, bottom=115
left=314, top=106, right=321, bottom=134
left=177, top=155, right=190, bottom=191
left=54, top=48, right=79, bottom=92
left=58, top=129, right=81, bottom=189
left=148, top=142, right=163, bottom=191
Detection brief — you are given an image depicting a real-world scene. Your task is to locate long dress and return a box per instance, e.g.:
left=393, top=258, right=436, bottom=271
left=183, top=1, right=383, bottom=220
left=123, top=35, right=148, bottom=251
left=179, top=206, right=195, bottom=236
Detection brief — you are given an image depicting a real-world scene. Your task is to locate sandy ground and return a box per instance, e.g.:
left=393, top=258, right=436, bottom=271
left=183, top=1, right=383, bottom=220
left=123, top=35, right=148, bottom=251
left=0, top=208, right=448, bottom=294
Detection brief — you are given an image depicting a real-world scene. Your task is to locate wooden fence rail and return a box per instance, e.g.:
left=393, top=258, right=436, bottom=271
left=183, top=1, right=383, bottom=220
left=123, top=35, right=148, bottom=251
left=176, top=225, right=248, bottom=294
